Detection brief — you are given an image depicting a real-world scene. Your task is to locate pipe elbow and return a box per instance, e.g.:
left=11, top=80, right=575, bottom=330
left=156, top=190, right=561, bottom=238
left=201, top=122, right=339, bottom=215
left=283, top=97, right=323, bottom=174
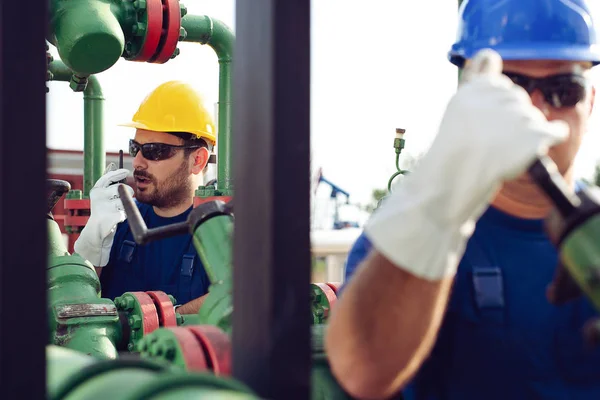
left=181, top=15, right=234, bottom=62
left=84, top=75, right=104, bottom=100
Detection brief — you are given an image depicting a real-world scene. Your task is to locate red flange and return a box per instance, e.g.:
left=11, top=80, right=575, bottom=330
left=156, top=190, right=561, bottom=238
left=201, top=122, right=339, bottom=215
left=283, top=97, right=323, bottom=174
left=130, top=291, right=160, bottom=335
left=146, top=290, right=177, bottom=327
left=135, top=0, right=163, bottom=62
left=169, top=327, right=209, bottom=371
left=315, top=283, right=337, bottom=318
left=187, top=326, right=232, bottom=376
left=193, top=196, right=233, bottom=208
left=326, top=282, right=341, bottom=295
left=151, top=0, right=181, bottom=63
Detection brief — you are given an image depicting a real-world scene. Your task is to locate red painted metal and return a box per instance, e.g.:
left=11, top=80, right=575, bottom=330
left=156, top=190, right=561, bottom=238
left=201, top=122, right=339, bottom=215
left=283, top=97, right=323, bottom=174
left=325, top=282, right=341, bottom=294
left=193, top=196, right=233, bottom=208
left=315, top=283, right=337, bottom=318
left=130, top=291, right=160, bottom=334
left=146, top=290, right=177, bottom=327
left=169, top=327, right=209, bottom=371
left=151, top=0, right=181, bottom=63
left=134, top=0, right=163, bottom=62
left=188, top=325, right=232, bottom=376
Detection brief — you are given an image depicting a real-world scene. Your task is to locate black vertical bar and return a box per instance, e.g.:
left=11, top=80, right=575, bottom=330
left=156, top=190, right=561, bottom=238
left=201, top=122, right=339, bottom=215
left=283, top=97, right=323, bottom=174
left=232, top=0, right=311, bottom=399
left=0, top=0, right=47, bottom=398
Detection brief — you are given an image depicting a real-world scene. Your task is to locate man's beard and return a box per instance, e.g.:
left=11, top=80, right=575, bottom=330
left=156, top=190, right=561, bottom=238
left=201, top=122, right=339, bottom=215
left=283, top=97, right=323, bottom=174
left=134, top=160, right=192, bottom=209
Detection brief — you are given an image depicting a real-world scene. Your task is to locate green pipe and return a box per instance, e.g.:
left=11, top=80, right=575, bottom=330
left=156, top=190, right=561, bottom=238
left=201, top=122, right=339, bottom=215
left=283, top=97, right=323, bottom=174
left=47, top=345, right=259, bottom=400
left=48, top=60, right=105, bottom=196
left=49, top=218, right=69, bottom=258
left=181, top=15, right=234, bottom=196
left=85, top=78, right=106, bottom=192
left=192, top=215, right=234, bottom=332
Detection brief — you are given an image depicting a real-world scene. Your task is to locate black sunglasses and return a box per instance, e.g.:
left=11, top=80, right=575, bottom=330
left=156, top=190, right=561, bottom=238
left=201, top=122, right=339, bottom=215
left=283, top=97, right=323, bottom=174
left=503, top=71, right=589, bottom=108
left=129, top=139, right=202, bottom=161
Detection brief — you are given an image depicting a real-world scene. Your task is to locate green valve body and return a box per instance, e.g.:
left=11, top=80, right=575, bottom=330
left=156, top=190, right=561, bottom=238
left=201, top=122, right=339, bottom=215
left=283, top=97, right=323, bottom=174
left=49, top=0, right=126, bottom=75
left=193, top=215, right=234, bottom=333
left=560, top=213, right=600, bottom=310
left=48, top=220, right=121, bottom=359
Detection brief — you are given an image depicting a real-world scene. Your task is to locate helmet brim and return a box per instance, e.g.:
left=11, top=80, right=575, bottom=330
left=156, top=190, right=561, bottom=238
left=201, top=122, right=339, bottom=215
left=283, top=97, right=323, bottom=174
left=450, top=44, right=600, bottom=67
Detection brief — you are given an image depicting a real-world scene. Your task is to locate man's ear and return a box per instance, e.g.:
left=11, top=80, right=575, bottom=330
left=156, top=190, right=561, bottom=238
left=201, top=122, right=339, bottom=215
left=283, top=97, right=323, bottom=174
left=190, top=147, right=209, bottom=175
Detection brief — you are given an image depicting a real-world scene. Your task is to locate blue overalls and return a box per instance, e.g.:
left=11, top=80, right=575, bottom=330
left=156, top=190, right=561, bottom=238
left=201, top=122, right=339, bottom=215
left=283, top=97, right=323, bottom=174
left=99, top=202, right=211, bottom=305
left=343, top=202, right=600, bottom=399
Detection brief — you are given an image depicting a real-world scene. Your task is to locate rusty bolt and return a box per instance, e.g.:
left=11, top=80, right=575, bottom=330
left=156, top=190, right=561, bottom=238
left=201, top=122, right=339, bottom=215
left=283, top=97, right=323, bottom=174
left=170, top=48, right=181, bottom=59
left=69, top=75, right=88, bottom=92
left=180, top=3, right=187, bottom=17
left=129, top=315, right=142, bottom=330
left=179, top=27, right=187, bottom=41
left=133, top=0, right=147, bottom=10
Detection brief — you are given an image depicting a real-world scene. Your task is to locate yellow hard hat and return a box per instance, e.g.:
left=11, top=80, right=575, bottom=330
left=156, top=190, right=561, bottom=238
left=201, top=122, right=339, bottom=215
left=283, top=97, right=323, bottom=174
left=120, top=80, right=216, bottom=145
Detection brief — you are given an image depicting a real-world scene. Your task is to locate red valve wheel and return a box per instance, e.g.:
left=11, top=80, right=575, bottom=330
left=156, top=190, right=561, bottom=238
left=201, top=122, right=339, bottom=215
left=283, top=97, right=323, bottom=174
left=151, top=0, right=181, bottom=63
left=130, top=291, right=160, bottom=334
left=315, top=283, right=337, bottom=317
left=135, top=0, right=163, bottom=62
left=146, top=290, right=177, bottom=327
left=188, top=325, right=232, bottom=376
left=170, top=327, right=209, bottom=371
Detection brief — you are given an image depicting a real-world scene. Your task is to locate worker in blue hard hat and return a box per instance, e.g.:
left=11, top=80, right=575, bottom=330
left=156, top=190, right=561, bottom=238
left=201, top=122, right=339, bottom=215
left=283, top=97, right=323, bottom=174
left=74, top=81, right=216, bottom=314
left=326, top=1, right=600, bottom=399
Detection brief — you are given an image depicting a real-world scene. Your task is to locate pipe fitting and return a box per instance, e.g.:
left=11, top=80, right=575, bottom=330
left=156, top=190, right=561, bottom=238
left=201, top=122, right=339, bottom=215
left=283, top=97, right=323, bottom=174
left=49, top=0, right=125, bottom=75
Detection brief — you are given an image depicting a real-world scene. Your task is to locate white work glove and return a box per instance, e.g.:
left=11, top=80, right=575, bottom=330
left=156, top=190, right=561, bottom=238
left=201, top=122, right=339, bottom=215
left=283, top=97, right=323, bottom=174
left=74, top=163, right=134, bottom=266
left=364, top=49, right=569, bottom=281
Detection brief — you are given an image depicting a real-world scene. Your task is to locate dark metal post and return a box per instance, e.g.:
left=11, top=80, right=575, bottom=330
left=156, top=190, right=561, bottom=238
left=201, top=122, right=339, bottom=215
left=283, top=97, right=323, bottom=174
left=0, top=0, right=48, bottom=397
left=232, top=1, right=312, bottom=398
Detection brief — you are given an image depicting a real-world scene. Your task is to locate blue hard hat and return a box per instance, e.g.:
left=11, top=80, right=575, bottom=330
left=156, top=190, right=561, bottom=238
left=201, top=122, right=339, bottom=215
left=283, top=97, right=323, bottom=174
left=449, top=0, right=600, bottom=67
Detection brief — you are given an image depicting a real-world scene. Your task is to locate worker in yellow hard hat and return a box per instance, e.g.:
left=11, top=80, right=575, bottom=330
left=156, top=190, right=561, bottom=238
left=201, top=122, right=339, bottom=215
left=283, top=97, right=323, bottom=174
left=74, top=80, right=215, bottom=314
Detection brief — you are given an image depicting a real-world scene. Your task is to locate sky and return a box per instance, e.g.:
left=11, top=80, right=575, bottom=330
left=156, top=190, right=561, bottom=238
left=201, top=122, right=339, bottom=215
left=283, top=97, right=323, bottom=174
left=47, top=1, right=600, bottom=214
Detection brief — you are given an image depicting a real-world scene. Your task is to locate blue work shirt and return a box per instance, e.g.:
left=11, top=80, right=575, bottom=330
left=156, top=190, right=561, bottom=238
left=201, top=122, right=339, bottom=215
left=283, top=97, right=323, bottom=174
left=343, top=204, right=600, bottom=399
left=100, top=202, right=211, bottom=305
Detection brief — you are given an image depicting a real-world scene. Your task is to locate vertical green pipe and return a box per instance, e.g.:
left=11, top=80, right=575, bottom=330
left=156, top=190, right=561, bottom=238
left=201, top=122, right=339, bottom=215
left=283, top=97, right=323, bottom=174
left=48, top=59, right=104, bottom=196
left=181, top=15, right=234, bottom=195
left=84, top=76, right=105, bottom=193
